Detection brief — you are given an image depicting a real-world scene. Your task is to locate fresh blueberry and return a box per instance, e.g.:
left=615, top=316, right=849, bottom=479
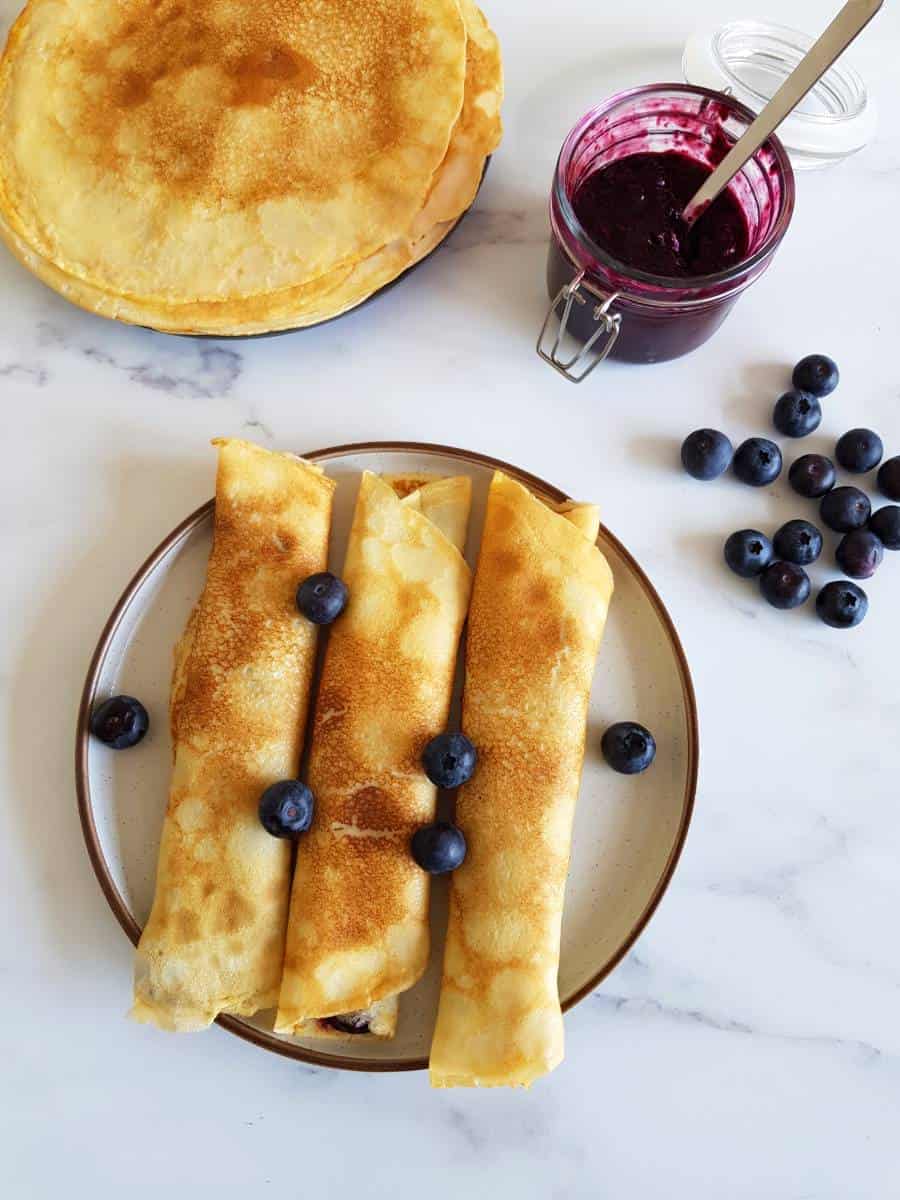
left=601, top=721, right=657, bottom=775
left=321, top=1012, right=371, bottom=1035
left=90, top=695, right=149, bottom=749
left=422, top=732, right=477, bottom=789
left=410, top=822, right=467, bottom=874
left=772, top=390, right=821, bottom=438
left=835, top=428, right=884, bottom=474
left=869, top=505, right=900, bottom=550
left=820, top=486, right=871, bottom=533
left=792, top=354, right=839, bottom=398
left=680, top=429, right=733, bottom=481
left=732, top=438, right=782, bottom=487
left=836, top=530, right=884, bottom=580
left=773, top=519, right=823, bottom=566
left=724, top=529, right=773, bottom=578
left=816, top=581, right=868, bottom=629
left=788, top=454, right=836, bottom=499
left=258, top=780, right=315, bottom=838
left=296, top=572, right=348, bottom=624
left=877, top=456, right=900, bottom=501
left=759, top=562, right=810, bottom=610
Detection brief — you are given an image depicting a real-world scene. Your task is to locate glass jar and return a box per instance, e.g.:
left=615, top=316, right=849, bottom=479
left=537, top=84, right=795, bottom=381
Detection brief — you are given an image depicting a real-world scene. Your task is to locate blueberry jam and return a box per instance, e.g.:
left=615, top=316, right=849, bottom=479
left=571, top=153, right=749, bottom=279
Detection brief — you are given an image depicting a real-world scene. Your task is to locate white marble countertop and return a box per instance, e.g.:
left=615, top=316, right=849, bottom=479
left=2, top=0, right=899, bottom=1195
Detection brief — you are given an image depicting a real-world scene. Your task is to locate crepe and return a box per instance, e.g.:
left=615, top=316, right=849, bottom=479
left=0, top=0, right=468, bottom=331
left=276, top=472, right=472, bottom=1038
left=132, top=439, right=335, bottom=1032
left=429, top=471, right=614, bottom=1087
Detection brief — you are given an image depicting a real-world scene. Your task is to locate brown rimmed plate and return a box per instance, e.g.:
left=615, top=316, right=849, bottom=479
left=76, top=442, right=698, bottom=1072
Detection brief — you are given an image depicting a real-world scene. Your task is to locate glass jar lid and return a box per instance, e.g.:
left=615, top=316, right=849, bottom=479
left=683, top=19, right=877, bottom=170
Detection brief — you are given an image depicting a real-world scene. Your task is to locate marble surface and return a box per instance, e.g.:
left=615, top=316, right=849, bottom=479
left=2, top=0, right=899, bottom=1195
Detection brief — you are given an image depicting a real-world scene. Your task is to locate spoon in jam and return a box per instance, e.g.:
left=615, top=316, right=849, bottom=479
left=682, top=0, right=884, bottom=227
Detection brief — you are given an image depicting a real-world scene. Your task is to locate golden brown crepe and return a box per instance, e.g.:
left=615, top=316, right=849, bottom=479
left=429, top=471, right=614, bottom=1087
left=0, top=0, right=502, bottom=334
left=276, top=472, right=472, bottom=1038
left=132, top=439, right=334, bottom=1032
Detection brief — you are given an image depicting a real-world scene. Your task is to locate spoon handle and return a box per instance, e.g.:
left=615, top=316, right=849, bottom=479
left=683, top=0, right=883, bottom=225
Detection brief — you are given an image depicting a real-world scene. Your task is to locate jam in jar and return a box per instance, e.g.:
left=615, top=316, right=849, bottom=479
left=538, top=84, right=795, bottom=380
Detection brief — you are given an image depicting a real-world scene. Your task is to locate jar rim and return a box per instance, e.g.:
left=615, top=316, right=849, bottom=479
left=552, top=83, right=796, bottom=292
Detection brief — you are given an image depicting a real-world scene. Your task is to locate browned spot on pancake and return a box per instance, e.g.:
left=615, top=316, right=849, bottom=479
left=174, top=909, right=200, bottom=942
left=64, top=0, right=440, bottom=211
left=201, top=881, right=216, bottom=900
left=114, top=70, right=152, bottom=108
left=227, top=46, right=319, bottom=107
left=489, top=549, right=523, bottom=579
left=215, top=889, right=255, bottom=934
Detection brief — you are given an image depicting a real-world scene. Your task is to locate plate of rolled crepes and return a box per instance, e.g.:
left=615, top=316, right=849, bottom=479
left=77, top=440, right=698, bottom=1087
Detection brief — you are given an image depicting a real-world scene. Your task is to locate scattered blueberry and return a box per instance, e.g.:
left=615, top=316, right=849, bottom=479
left=601, top=721, right=657, bottom=775
left=724, top=529, right=773, bottom=578
left=422, top=732, right=477, bottom=789
left=869, top=505, right=900, bottom=551
left=759, top=562, right=810, bottom=610
left=820, top=486, right=871, bottom=533
left=835, top=428, right=884, bottom=475
left=681, top=429, right=733, bottom=481
left=732, top=438, right=782, bottom=487
left=90, top=695, right=149, bottom=749
left=816, top=581, right=868, bottom=630
left=877, top=456, right=900, bottom=501
left=836, top=529, right=884, bottom=580
left=792, top=354, right=839, bottom=398
left=296, top=572, right=349, bottom=624
left=788, top=454, right=836, bottom=499
left=411, top=822, right=467, bottom=874
left=772, top=390, right=821, bottom=438
left=258, top=780, right=315, bottom=838
left=773, top=519, right=823, bottom=567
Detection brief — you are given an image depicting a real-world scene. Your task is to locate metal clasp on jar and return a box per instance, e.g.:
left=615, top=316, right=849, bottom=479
left=537, top=272, right=621, bottom=383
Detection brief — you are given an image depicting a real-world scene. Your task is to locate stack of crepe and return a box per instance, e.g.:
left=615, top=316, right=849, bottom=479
left=0, top=0, right=502, bottom=334
left=132, top=440, right=614, bottom=1088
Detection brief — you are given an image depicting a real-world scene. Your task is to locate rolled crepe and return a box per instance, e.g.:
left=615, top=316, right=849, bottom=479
left=276, top=471, right=472, bottom=1038
left=429, top=471, right=614, bottom=1087
left=131, top=439, right=335, bottom=1031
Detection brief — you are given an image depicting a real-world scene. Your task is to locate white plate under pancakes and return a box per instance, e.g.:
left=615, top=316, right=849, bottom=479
left=76, top=442, right=698, bottom=1072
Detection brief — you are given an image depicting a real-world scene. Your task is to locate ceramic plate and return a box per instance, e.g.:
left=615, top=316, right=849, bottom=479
left=76, top=442, right=698, bottom=1071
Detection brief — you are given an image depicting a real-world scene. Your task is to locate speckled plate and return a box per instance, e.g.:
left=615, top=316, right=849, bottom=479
left=76, top=442, right=698, bottom=1072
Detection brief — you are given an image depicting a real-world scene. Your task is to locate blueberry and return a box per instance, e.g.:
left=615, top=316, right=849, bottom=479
left=836, top=529, right=884, bottom=580
left=321, top=1012, right=371, bottom=1035
left=422, top=732, right=477, bottom=789
left=759, top=561, right=810, bottom=610
left=788, top=454, right=836, bottom=499
left=680, top=429, right=733, bottom=481
left=877, top=456, right=900, bottom=501
left=869, top=505, right=900, bottom=550
left=820, top=486, right=871, bottom=533
left=296, top=572, right=348, bottom=624
left=816, top=581, right=868, bottom=629
left=772, top=390, right=821, bottom=438
left=835, top=428, right=883, bottom=474
left=773, top=519, right=823, bottom=566
left=732, top=438, right=782, bottom=487
left=792, top=354, right=839, bottom=398
left=258, top=780, right=314, bottom=838
left=601, top=721, right=657, bottom=774
left=90, top=695, right=149, bottom=749
left=724, top=529, right=773, bottom=578
left=410, top=822, right=467, bottom=874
